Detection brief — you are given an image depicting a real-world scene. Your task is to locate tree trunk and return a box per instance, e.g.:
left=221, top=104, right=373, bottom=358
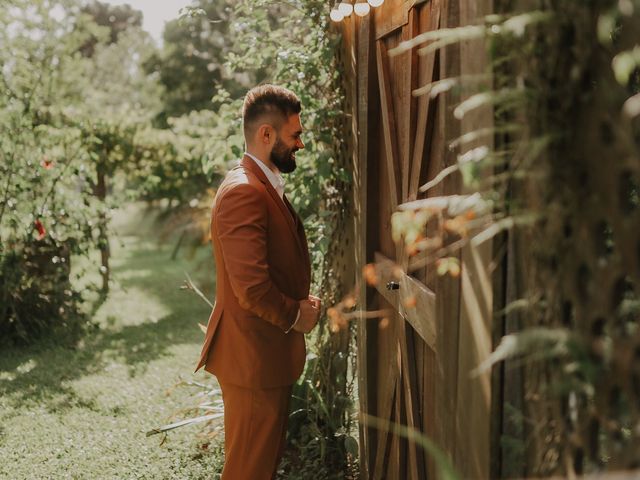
left=96, top=164, right=109, bottom=293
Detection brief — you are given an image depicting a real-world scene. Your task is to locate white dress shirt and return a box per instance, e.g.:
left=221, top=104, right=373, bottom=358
left=244, top=152, right=285, bottom=200
left=244, top=152, right=301, bottom=333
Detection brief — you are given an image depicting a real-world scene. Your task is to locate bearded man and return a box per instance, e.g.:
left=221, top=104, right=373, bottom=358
left=195, top=84, right=321, bottom=479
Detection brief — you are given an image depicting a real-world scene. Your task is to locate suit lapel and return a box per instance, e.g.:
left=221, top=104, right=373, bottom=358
left=282, top=194, right=298, bottom=225
left=240, top=155, right=307, bottom=260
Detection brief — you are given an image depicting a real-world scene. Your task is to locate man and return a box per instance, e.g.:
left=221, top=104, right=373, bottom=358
left=195, top=84, right=321, bottom=479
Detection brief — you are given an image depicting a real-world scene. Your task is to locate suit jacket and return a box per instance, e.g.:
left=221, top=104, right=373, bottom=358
left=195, top=155, right=311, bottom=388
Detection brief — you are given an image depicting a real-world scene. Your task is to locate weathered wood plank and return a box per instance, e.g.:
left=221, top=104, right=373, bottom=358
left=454, top=1, right=494, bottom=478
left=371, top=285, right=399, bottom=480
left=409, top=0, right=441, bottom=201
left=422, top=343, right=438, bottom=479
left=400, top=272, right=437, bottom=350
left=417, top=5, right=444, bottom=476
left=375, top=0, right=431, bottom=39
left=398, top=321, right=426, bottom=479
left=372, top=252, right=437, bottom=352
left=399, top=9, right=417, bottom=202
left=376, top=40, right=401, bottom=212
left=412, top=10, right=431, bottom=469
left=373, top=356, right=400, bottom=480
left=375, top=0, right=410, bottom=40
left=393, top=358, right=403, bottom=480
left=433, top=0, right=463, bottom=468
left=373, top=24, right=397, bottom=480
left=456, top=244, right=493, bottom=477
left=392, top=246, right=425, bottom=480
left=354, top=12, right=372, bottom=479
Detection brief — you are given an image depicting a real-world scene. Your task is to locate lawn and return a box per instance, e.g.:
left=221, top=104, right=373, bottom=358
left=0, top=204, right=223, bottom=479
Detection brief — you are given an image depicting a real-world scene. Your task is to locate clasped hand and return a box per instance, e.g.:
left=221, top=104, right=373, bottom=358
left=294, top=295, right=321, bottom=333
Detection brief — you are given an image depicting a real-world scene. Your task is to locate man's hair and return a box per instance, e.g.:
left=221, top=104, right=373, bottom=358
left=242, top=84, right=301, bottom=139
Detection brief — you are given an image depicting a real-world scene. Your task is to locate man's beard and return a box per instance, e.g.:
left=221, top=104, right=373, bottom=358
left=270, top=137, right=297, bottom=173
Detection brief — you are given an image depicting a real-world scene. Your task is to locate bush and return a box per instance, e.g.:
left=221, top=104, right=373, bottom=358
left=0, top=239, right=85, bottom=344
left=0, top=0, right=162, bottom=344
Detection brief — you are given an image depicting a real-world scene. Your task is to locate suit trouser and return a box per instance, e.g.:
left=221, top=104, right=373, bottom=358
left=219, top=381, right=293, bottom=480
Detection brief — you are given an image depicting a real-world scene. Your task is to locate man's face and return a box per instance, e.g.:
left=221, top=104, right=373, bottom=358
left=270, top=113, right=304, bottom=173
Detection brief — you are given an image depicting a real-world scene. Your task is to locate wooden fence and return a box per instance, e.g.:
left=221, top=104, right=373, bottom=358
left=339, top=0, right=497, bottom=478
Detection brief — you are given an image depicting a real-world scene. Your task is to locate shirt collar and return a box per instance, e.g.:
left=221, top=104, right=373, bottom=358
left=244, top=152, right=285, bottom=199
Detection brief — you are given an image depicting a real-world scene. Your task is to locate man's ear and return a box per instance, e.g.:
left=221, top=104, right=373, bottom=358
left=257, top=124, right=273, bottom=146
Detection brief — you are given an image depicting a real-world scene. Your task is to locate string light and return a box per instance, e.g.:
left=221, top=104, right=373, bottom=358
left=330, top=7, right=345, bottom=22
left=331, top=0, right=381, bottom=22
left=338, top=1, right=354, bottom=17
left=354, top=0, right=370, bottom=16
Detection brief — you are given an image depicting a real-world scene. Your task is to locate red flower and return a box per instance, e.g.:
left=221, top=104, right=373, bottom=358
left=41, top=156, right=54, bottom=169
left=34, top=219, right=46, bottom=240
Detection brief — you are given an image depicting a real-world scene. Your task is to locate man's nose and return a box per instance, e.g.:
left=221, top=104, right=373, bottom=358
left=297, top=138, right=305, bottom=149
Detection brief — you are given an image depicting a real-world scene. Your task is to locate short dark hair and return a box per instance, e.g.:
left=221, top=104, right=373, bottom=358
left=242, top=84, right=301, bottom=138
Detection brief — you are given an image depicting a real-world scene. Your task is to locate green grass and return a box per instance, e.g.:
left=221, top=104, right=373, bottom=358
left=0, top=204, right=224, bottom=479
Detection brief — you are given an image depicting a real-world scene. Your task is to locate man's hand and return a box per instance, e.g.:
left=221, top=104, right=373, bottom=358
left=294, top=295, right=321, bottom=334
left=308, top=294, right=321, bottom=310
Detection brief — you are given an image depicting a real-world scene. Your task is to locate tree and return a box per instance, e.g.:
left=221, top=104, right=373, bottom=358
left=144, top=0, right=248, bottom=124
left=0, top=0, right=164, bottom=339
left=0, top=0, right=102, bottom=342
left=78, top=1, right=143, bottom=57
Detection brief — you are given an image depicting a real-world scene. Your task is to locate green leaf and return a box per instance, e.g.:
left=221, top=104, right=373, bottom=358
left=145, top=413, right=223, bottom=437
left=612, top=46, right=640, bottom=86
left=344, top=435, right=359, bottom=458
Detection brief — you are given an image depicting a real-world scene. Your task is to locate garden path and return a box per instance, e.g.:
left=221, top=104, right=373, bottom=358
left=0, top=204, right=221, bottom=479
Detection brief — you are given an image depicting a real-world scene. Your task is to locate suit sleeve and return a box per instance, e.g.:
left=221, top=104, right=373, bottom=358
left=215, top=183, right=299, bottom=332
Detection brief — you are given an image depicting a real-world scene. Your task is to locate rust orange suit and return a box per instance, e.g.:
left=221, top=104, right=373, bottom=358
left=195, top=154, right=311, bottom=479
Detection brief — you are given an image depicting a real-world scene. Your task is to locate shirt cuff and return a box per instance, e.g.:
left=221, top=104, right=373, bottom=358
left=285, top=307, right=301, bottom=334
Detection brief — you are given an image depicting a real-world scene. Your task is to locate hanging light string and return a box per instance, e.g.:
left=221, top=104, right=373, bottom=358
left=330, top=0, right=385, bottom=22
left=354, top=0, right=371, bottom=16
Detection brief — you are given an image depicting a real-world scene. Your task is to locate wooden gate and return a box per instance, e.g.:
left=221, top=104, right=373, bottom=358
left=342, top=0, right=495, bottom=478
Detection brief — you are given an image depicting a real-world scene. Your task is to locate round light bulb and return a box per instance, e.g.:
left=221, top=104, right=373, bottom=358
left=330, top=8, right=344, bottom=22
left=368, top=0, right=384, bottom=7
left=338, top=1, right=353, bottom=16
left=354, top=2, right=370, bottom=15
